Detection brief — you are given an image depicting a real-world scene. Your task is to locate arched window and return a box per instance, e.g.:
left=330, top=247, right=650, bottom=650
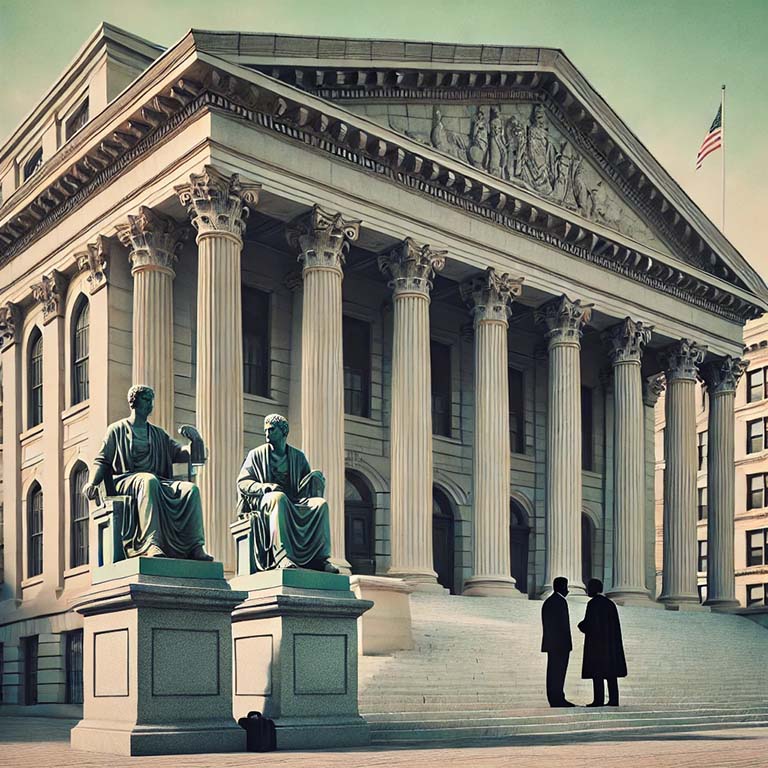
left=432, top=487, right=455, bottom=593
left=344, top=471, right=375, bottom=575
left=28, top=330, right=43, bottom=428
left=28, top=484, right=43, bottom=578
left=70, top=464, right=89, bottom=568
left=72, top=298, right=90, bottom=404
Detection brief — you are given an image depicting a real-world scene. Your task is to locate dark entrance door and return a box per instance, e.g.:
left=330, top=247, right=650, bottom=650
left=582, top=514, right=594, bottom=584
left=344, top=472, right=375, bottom=575
left=509, top=501, right=530, bottom=594
left=432, top=488, right=455, bottom=593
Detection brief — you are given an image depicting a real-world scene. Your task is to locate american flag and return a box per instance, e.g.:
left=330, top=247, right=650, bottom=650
left=695, top=105, right=723, bottom=170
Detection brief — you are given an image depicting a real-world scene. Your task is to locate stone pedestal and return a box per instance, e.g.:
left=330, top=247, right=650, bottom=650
left=230, top=570, right=372, bottom=749
left=349, top=575, right=414, bottom=654
left=379, top=239, right=446, bottom=591
left=70, top=558, right=246, bottom=756
left=288, top=206, right=360, bottom=571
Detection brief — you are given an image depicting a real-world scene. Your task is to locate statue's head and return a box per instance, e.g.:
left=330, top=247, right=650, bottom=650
left=264, top=413, right=289, bottom=451
left=127, top=385, right=154, bottom=418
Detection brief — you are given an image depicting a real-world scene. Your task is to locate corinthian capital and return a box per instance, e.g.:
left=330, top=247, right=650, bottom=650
left=643, top=372, right=665, bottom=407
left=460, top=267, right=523, bottom=325
left=31, top=269, right=67, bottom=323
left=662, top=339, right=707, bottom=382
left=74, top=235, right=109, bottom=293
left=174, top=165, right=261, bottom=241
left=286, top=205, right=361, bottom=272
left=116, top=207, right=185, bottom=275
left=534, top=295, right=592, bottom=345
left=604, top=318, right=653, bottom=365
left=700, top=355, right=747, bottom=395
left=378, top=238, right=446, bottom=297
left=0, top=302, right=22, bottom=349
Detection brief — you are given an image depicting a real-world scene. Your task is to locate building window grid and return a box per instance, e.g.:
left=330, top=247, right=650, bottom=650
left=697, top=430, right=708, bottom=471
left=747, top=528, right=768, bottom=567
left=70, top=466, right=89, bottom=568
left=747, top=367, right=768, bottom=404
left=343, top=316, right=371, bottom=419
left=65, top=630, right=84, bottom=704
left=65, top=99, right=89, bottom=141
left=23, top=148, right=43, bottom=181
left=241, top=286, right=270, bottom=397
left=697, top=487, right=708, bottom=521
left=28, top=486, right=43, bottom=578
left=747, top=473, right=768, bottom=511
left=29, top=331, right=43, bottom=427
left=72, top=300, right=89, bottom=405
left=697, top=540, right=708, bottom=573
left=746, top=583, right=768, bottom=608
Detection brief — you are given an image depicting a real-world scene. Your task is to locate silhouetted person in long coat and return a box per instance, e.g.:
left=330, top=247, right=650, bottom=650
left=541, top=577, right=575, bottom=707
left=578, top=578, right=627, bottom=706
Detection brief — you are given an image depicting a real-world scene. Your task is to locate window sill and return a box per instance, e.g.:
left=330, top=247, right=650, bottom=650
left=344, top=414, right=382, bottom=427
left=63, top=564, right=90, bottom=580
left=19, top=424, right=44, bottom=444
left=61, top=401, right=89, bottom=423
left=243, top=393, right=279, bottom=406
left=433, top=434, right=463, bottom=445
left=20, top=575, right=44, bottom=589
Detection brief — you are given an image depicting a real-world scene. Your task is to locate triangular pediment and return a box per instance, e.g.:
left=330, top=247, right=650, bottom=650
left=344, top=100, right=667, bottom=255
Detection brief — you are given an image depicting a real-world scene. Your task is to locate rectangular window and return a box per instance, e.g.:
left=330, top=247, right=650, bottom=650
left=23, top=148, right=43, bottom=181
left=71, top=468, right=89, bottom=568
left=697, top=430, right=708, bottom=471
left=65, top=630, right=84, bottom=705
left=697, top=540, right=708, bottom=573
left=23, top=636, right=38, bottom=706
left=430, top=341, right=452, bottom=437
left=581, top=386, right=593, bottom=471
left=747, top=418, right=764, bottom=454
left=747, top=473, right=768, bottom=511
left=241, top=286, right=270, bottom=397
left=747, top=528, right=768, bottom=567
left=342, top=316, right=371, bottom=418
left=747, top=368, right=766, bottom=404
left=0, top=643, right=3, bottom=703
left=65, top=99, right=89, bottom=141
left=28, top=490, right=43, bottom=578
left=508, top=368, right=525, bottom=454
left=746, top=584, right=767, bottom=608
left=697, top=487, right=708, bottom=521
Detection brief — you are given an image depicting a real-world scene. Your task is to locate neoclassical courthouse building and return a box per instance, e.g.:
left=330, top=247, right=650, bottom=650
left=0, top=24, right=766, bottom=711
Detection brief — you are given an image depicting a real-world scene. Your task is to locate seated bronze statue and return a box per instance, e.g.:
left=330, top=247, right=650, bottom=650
left=83, top=385, right=213, bottom=561
left=236, top=414, right=338, bottom=573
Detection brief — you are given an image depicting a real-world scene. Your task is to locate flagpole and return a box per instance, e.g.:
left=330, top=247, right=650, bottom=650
left=721, top=84, right=726, bottom=233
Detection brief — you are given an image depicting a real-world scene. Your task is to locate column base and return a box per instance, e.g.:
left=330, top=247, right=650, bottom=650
left=607, top=588, right=663, bottom=608
left=462, top=576, right=526, bottom=598
left=705, top=598, right=741, bottom=612
left=71, top=720, right=245, bottom=756
left=658, top=594, right=707, bottom=611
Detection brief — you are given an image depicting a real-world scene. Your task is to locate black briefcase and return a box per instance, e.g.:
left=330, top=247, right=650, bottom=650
left=237, top=710, right=277, bottom=752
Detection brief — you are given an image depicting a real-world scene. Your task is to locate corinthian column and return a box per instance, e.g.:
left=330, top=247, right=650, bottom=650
left=116, top=207, right=184, bottom=433
left=604, top=318, right=654, bottom=604
left=287, top=206, right=360, bottom=570
left=535, top=295, right=592, bottom=594
left=175, top=166, right=261, bottom=570
left=379, top=238, right=446, bottom=590
left=460, top=268, right=524, bottom=597
left=701, top=356, right=747, bottom=609
left=659, top=339, right=707, bottom=608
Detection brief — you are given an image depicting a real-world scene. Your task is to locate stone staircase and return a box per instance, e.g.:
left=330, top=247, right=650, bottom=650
left=358, top=593, right=768, bottom=744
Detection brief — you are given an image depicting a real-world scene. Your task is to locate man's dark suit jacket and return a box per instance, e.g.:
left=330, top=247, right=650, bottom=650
left=541, top=592, right=573, bottom=654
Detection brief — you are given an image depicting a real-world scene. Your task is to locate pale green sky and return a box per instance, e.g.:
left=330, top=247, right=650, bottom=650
left=0, top=0, right=765, bottom=276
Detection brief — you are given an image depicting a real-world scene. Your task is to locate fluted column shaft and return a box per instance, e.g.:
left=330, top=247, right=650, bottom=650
left=536, top=296, right=592, bottom=594
left=380, top=239, right=445, bottom=590
left=461, top=268, right=523, bottom=597
left=605, top=319, right=653, bottom=603
left=288, top=206, right=360, bottom=570
left=702, top=357, right=746, bottom=608
left=175, top=166, right=261, bottom=572
left=660, top=339, right=706, bottom=607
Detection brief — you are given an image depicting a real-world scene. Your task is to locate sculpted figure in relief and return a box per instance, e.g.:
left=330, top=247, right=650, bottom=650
left=520, top=104, right=558, bottom=195
left=467, top=107, right=488, bottom=168
left=83, top=385, right=212, bottom=560
left=430, top=107, right=468, bottom=161
left=484, top=107, right=508, bottom=178
left=504, top=115, right=526, bottom=179
left=236, top=414, right=339, bottom=573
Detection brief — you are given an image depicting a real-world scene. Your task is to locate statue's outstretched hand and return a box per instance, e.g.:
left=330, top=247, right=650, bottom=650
left=83, top=483, right=101, bottom=502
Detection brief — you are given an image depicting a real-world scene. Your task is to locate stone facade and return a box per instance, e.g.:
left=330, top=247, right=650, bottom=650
left=0, top=24, right=766, bottom=714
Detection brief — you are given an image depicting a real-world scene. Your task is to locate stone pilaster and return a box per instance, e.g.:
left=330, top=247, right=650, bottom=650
left=535, top=295, right=592, bottom=594
left=0, top=303, right=22, bottom=603
left=379, top=238, right=446, bottom=590
left=287, top=206, right=361, bottom=570
left=116, top=206, right=185, bottom=434
left=604, top=318, right=654, bottom=604
left=701, top=356, right=747, bottom=609
left=460, top=268, right=524, bottom=597
left=659, top=339, right=707, bottom=608
left=175, top=166, right=261, bottom=571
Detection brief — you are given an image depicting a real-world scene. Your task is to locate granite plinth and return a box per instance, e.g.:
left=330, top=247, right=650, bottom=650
left=70, top=560, right=247, bottom=756
left=231, top=569, right=372, bottom=749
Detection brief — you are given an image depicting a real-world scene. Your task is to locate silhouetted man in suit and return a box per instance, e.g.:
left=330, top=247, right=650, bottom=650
left=578, top=578, right=627, bottom=706
left=541, top=576, right=575, bottom=707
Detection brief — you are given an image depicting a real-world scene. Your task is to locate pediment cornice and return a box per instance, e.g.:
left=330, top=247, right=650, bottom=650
left=0, top=45, right=764, bottom=325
